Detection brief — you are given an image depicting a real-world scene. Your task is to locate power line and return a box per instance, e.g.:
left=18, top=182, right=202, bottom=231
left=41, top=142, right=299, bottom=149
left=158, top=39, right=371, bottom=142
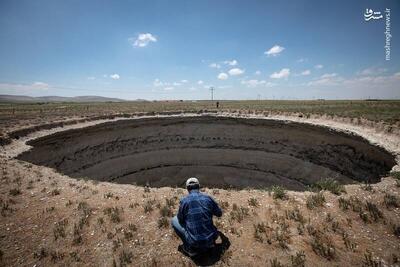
left=210, top=87, right=215, bottom=101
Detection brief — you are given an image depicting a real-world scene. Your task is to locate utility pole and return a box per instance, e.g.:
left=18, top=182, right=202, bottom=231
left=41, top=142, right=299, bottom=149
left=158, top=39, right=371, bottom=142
left=210, top=87, right=215, bottom=101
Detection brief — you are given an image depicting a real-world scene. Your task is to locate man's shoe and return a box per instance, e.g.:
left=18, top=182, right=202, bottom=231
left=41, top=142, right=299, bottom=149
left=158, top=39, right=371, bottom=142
left=179, top=244, right=198, bottom=257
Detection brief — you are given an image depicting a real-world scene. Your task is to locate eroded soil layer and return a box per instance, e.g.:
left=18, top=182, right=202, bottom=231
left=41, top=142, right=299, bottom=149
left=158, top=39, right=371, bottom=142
left=17, top=116, right=396, bottom=190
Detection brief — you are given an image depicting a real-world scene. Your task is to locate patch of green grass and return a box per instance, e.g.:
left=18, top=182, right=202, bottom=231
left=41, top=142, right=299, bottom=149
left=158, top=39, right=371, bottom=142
left=384, top=193, right=399, bottom=208
left=271, top=186, right=287, bottom=200
left=313, top=178, right=346, bottom=195
left=229, top=204, right=249, bottom=223
left=365, top=201, right=383, bottom=222
left=53, top=218, right=68, bottom=240
left=338, top=197, right=350, bottom=211
left=349, top=196, right=363, bottom=212
left=159, top=204, right=173, bottom=217
left=285, top=207, right=306, bottom=224
left=363, top=250, right=383, bottom=267
left=143, top=199, right=156, bottom=213
left=270, top=258, right=285, bottom=267
left=275, top=220, right=291, bottom=249
left=103, top=207, right=122, bottom=223
left=342, top=231, right=357, bottom=252
left=165, top=196, right=177, bottom=208
left=248, top=197, right=259, bottom=207
left=72, top=224, right=83, bottom=245
left=76, top=201, right=92, bottom=229
left=306, top=192, right=325, bottom=210
left=119, top=250, right=133, bottom=266
left=290, top=251, right=306, bottom=267
left=361, top=181, right=374, bottom=192
left=310, top=231, right=336, bottom=260
left=253, top=222, right=270, bottom=243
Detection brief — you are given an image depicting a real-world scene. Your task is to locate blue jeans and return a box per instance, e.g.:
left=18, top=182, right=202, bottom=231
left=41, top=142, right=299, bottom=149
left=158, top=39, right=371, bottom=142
left=171, top=216, right=190, bottom=247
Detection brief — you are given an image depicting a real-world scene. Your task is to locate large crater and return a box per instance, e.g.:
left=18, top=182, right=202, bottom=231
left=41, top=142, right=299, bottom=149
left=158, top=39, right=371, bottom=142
left=17, top=116, right=396, bottom=190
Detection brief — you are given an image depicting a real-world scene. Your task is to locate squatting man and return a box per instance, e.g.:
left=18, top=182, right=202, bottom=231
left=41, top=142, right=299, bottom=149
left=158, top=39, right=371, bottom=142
left=171, top=177, right=222, bottom=256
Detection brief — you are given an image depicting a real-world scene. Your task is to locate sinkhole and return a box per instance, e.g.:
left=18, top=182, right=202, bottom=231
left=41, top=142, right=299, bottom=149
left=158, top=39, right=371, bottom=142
left=17, top=116, right=396, bottom=191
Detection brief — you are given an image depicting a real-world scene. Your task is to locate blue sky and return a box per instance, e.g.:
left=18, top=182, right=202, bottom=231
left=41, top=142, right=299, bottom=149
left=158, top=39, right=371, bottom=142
left=0, top=0, right=399, bottom=100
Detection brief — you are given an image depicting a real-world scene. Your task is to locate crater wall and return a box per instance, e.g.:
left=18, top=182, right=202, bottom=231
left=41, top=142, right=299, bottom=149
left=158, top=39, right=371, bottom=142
left=17, top=116, right=396, bottom=190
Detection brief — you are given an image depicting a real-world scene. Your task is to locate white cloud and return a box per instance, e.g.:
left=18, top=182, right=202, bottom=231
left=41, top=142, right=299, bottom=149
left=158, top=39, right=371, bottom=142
left=217, top=73, right=228, bottom=80
left=270, top=68, right=290, bottom=79
left=197, top=80, right=204, bottom=85
left=164, top=87, right=174, bottom=91
left=314, top=64, right=324, bottom=69
left=224, top=59, right=238, bottom=66
left=254, top=70, right=261, bottom=75
left=189, top=87, right=197, bottom=91
left=357, top=67, right=387, bottom=76
left=0, top=82, right=50, bottom=93
left=87, top=76, right=96, bottom=80
left=181, top=80, right=188, bottom=83
left=320, top=73, right=337, bottom=79
left=32, top=82, right=49, bottom=87
left=153, top=79, right=184, bottom=88
left=228, top=68, right=244, bottom=76
left=264, top=45, right=285, bottom=56
left=307, top=72, right=400, bottom=89
left=129, top=33, right=157, bottom=47
left=301, top=70, right=311, bottom=76
left=110, top=74, right=120, bottom=80
left=297, top=58, right=307, bottom=63
left=217, top=85, right=232, bottom=89
left=308, top=74, right=342, bottom=86
left=209, top=63, right=221, bottom=69
left=308, top=78, right=338, bottom=86
left=241, top=79, right=266, bottom=87
left=153, top=78, right=163, bottom=87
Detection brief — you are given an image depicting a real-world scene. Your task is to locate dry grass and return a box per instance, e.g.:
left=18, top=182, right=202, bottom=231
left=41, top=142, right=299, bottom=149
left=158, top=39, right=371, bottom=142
left=229, top=204, right=249, bottom=223
left=313, top=178, right=346, bottom=195
left=306, top=192, right=325, bottom=209
left=248, top=197, right=259, bottom=207
left=365, top=201, right=384, bottom=222
left=383, top=193, right=399, bottom=208
left=103, top=207, right=122, bottom=223
left=271, top=186, right=287, bottom=200
left=9, top=188, right=21, bottom=196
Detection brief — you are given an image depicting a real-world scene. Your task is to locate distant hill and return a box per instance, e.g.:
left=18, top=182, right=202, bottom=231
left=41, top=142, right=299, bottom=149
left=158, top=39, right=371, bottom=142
left=0, top=94, right=127, bottom=103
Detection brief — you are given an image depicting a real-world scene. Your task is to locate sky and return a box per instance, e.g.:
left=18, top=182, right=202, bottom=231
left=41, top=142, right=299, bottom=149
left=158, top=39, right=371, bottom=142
left=0, top=0, right=399, bottom=100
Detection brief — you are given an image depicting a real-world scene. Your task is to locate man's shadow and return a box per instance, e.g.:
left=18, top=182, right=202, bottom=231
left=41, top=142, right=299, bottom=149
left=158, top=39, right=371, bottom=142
left=178, top=231, right=231, bottom=266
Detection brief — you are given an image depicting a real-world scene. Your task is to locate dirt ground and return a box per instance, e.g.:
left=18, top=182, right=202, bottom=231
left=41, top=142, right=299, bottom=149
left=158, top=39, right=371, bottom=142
left=1, top=111, right=400, bottom=267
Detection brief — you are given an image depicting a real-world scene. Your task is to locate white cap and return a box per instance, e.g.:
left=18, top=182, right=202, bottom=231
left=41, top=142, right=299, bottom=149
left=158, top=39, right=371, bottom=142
left=186, top=177, right=200, bottom=187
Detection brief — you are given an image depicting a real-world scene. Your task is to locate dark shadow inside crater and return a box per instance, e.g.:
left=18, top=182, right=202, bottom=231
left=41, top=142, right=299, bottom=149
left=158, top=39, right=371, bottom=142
left=17, top=116, right=396, bottom=191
